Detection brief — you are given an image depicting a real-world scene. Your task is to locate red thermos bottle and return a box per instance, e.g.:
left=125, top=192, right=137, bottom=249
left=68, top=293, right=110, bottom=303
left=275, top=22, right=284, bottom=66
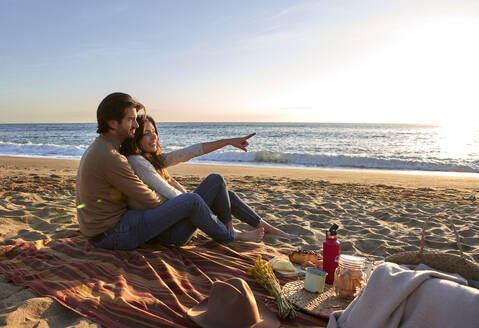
left=323, top=224, right=340, bottom=285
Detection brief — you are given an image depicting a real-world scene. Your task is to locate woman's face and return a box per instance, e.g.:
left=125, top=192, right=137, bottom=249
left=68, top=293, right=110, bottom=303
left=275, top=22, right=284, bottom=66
left=140, top=121, right=158, bottom=153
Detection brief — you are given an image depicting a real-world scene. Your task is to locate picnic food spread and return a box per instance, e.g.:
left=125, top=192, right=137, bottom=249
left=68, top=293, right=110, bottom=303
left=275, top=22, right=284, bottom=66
left=269, top=256, right=297, bottom=272
left=289, top=249, right=321, bottom=266
left=280, top=249, right=373, bottom=318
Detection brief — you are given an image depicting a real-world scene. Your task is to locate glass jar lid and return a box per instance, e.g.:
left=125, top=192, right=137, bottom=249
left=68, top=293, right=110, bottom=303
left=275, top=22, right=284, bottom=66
left=338, top=254, right=365, bottom=269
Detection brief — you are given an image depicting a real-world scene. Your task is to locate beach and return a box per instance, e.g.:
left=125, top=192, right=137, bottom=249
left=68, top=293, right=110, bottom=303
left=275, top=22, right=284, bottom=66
left=1, top=155, right=478, bottom=327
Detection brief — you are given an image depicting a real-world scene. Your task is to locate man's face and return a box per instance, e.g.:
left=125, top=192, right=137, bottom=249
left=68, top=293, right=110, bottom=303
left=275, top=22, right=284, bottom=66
left=115, top=107, right=139, bottom=141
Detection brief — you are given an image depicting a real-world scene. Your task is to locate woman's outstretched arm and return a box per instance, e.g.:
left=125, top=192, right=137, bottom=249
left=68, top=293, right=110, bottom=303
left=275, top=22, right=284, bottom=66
left=163, top=133, right=256, bottom=168
left=202, top=133, right=256, bottom=154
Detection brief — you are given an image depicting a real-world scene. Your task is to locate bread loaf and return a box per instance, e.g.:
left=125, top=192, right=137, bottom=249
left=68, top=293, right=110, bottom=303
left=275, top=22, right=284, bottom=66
left=288, top=249, right=320, bottom=265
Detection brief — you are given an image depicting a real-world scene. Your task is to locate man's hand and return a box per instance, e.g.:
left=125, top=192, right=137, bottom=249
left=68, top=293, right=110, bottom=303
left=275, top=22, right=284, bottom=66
left=229, top=133, right=256, bottom=152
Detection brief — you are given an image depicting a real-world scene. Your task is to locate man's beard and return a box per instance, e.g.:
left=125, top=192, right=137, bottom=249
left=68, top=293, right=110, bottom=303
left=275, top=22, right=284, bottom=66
left=127, top=129, right=136, bottom=138
left=118, top=128, right=135, bottom=143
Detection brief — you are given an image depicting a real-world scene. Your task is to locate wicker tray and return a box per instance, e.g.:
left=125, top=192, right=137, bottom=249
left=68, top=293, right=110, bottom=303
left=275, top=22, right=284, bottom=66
left=386, top=215, right=479, bottom=281
left=282, top=280, right=351, bottom=319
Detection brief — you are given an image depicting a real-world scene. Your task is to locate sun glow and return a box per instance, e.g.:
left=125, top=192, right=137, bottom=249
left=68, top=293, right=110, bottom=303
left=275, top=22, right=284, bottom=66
left=436, top=123, right=479, bottom=158
left=247, top=15, right=479, bottom=124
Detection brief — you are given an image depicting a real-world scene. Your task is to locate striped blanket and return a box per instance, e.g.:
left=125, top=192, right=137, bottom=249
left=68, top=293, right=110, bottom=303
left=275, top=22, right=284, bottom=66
left=0, top=234, right=326, bottom=327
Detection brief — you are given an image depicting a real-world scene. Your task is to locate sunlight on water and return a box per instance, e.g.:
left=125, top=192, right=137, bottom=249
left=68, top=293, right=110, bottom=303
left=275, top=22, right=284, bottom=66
left=436, top=124, right=479, bottom=159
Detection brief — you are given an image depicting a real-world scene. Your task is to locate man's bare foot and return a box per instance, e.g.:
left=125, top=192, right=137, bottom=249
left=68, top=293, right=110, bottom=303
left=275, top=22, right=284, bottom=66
left=257, top=220, right=292, bottom=238
left=234, top=227, right=265, bottom=242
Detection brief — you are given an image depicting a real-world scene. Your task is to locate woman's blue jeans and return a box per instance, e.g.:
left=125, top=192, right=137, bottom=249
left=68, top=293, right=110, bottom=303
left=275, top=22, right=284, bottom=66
left=194, top=174, right=261, bottom=228
left=94, top=174, right=261, bottom=250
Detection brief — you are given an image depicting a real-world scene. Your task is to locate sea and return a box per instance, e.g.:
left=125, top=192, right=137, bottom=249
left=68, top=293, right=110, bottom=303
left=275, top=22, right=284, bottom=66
left=1, top=122, right=479, bottom=174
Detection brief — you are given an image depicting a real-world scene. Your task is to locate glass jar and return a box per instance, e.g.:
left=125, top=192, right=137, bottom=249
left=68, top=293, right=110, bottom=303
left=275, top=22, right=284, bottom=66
left=333, top=254, right=366, bottom=298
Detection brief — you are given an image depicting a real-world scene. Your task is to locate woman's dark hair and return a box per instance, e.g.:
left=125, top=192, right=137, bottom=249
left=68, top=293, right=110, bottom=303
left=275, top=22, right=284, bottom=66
left=120, top=115, right=172, bottom=181
left=96, top=92, right=145, bottom=134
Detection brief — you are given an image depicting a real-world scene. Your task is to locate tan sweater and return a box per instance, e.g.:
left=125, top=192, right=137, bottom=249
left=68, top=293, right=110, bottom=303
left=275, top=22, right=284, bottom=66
left=76, top=135, right=162, bottom=237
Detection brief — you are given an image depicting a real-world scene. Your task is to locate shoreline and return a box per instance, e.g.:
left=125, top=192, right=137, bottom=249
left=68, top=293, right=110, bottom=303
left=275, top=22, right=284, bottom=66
left=1, top=155, right=479, bottom=190
left=3, top=153, right=479, bottom=177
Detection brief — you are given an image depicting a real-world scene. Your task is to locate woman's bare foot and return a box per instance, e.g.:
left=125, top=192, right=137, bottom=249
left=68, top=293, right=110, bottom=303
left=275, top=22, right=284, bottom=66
left=257, top=219, right=292, bottom=238
left=234, top=227, right=265, bottom=242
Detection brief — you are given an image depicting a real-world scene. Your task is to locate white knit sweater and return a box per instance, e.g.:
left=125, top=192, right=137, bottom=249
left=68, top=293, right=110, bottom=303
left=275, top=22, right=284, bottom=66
left=127, top=143, right=204, bottom=209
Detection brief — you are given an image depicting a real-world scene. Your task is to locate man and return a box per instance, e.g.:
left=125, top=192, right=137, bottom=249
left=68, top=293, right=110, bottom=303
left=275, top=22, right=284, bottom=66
left=76, top=93, right=164, bottom=247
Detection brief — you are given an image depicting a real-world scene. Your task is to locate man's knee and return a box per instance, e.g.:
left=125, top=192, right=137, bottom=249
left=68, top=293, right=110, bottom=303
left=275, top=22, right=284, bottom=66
left=181, top=192, right=203, bottom=203
left=181, top=193, right=209, bottom=210
left=181, top=193, right=210, bottom=215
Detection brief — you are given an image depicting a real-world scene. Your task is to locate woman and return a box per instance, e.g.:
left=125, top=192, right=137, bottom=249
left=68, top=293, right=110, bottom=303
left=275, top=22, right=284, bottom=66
left=120, top=115, right=289, bottom=246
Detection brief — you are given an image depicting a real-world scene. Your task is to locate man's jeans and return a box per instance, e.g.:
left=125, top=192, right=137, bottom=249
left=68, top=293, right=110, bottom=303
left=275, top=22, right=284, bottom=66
left=94, top=174, right=261, bottom=250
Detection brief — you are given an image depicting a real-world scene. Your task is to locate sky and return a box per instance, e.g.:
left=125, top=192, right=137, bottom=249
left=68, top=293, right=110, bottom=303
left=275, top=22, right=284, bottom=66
left=1, top=0, right=478, bottom=125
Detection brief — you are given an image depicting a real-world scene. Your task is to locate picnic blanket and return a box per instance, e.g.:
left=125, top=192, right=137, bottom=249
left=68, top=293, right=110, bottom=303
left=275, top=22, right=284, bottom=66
left=0, top=233, right=326, bottom=328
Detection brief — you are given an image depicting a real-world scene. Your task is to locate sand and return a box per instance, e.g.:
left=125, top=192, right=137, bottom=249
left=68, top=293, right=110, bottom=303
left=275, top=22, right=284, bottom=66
left=0, top=155, right=478, bottom=327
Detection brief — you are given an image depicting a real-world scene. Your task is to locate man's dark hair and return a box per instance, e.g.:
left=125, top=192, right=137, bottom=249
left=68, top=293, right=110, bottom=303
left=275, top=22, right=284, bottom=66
left=96, top=92, right=145, bottom=134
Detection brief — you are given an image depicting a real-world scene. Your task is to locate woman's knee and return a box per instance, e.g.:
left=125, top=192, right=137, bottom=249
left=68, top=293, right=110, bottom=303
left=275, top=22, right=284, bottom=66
left=205, top=173, right=226, bottom=186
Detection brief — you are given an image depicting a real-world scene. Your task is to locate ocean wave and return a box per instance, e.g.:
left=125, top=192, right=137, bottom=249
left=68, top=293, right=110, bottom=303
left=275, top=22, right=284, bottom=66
left=0, top=141, right=86, bottom=159
left=255, top=151, right=291, bottom=163
left=193, top=151, right=479, bottom=173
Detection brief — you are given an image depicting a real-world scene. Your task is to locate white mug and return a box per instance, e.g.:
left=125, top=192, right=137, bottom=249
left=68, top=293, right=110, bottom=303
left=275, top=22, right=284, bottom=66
left=303, top=267, right=327, bottom=293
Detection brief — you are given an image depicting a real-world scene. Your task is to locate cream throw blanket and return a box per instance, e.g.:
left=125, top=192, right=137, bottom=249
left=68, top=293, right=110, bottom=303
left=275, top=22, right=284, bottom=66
left=327, top=262, right=479, bottom=328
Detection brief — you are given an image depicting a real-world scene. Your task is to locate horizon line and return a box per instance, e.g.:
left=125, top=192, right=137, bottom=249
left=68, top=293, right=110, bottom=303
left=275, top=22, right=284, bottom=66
left=0, top=121, right=440, bottom=126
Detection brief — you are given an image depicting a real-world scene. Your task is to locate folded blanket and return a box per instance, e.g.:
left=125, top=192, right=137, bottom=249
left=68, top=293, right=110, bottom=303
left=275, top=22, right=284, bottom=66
left=327, top=262, right=479, bottom=328
left=0, top=234, right=326, bottom=328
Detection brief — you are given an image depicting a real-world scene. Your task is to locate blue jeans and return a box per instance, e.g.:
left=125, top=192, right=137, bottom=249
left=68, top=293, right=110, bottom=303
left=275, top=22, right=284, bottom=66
left=194, top=174, right=261, bottom=228
left=94, top=174, right=260, bottom=250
